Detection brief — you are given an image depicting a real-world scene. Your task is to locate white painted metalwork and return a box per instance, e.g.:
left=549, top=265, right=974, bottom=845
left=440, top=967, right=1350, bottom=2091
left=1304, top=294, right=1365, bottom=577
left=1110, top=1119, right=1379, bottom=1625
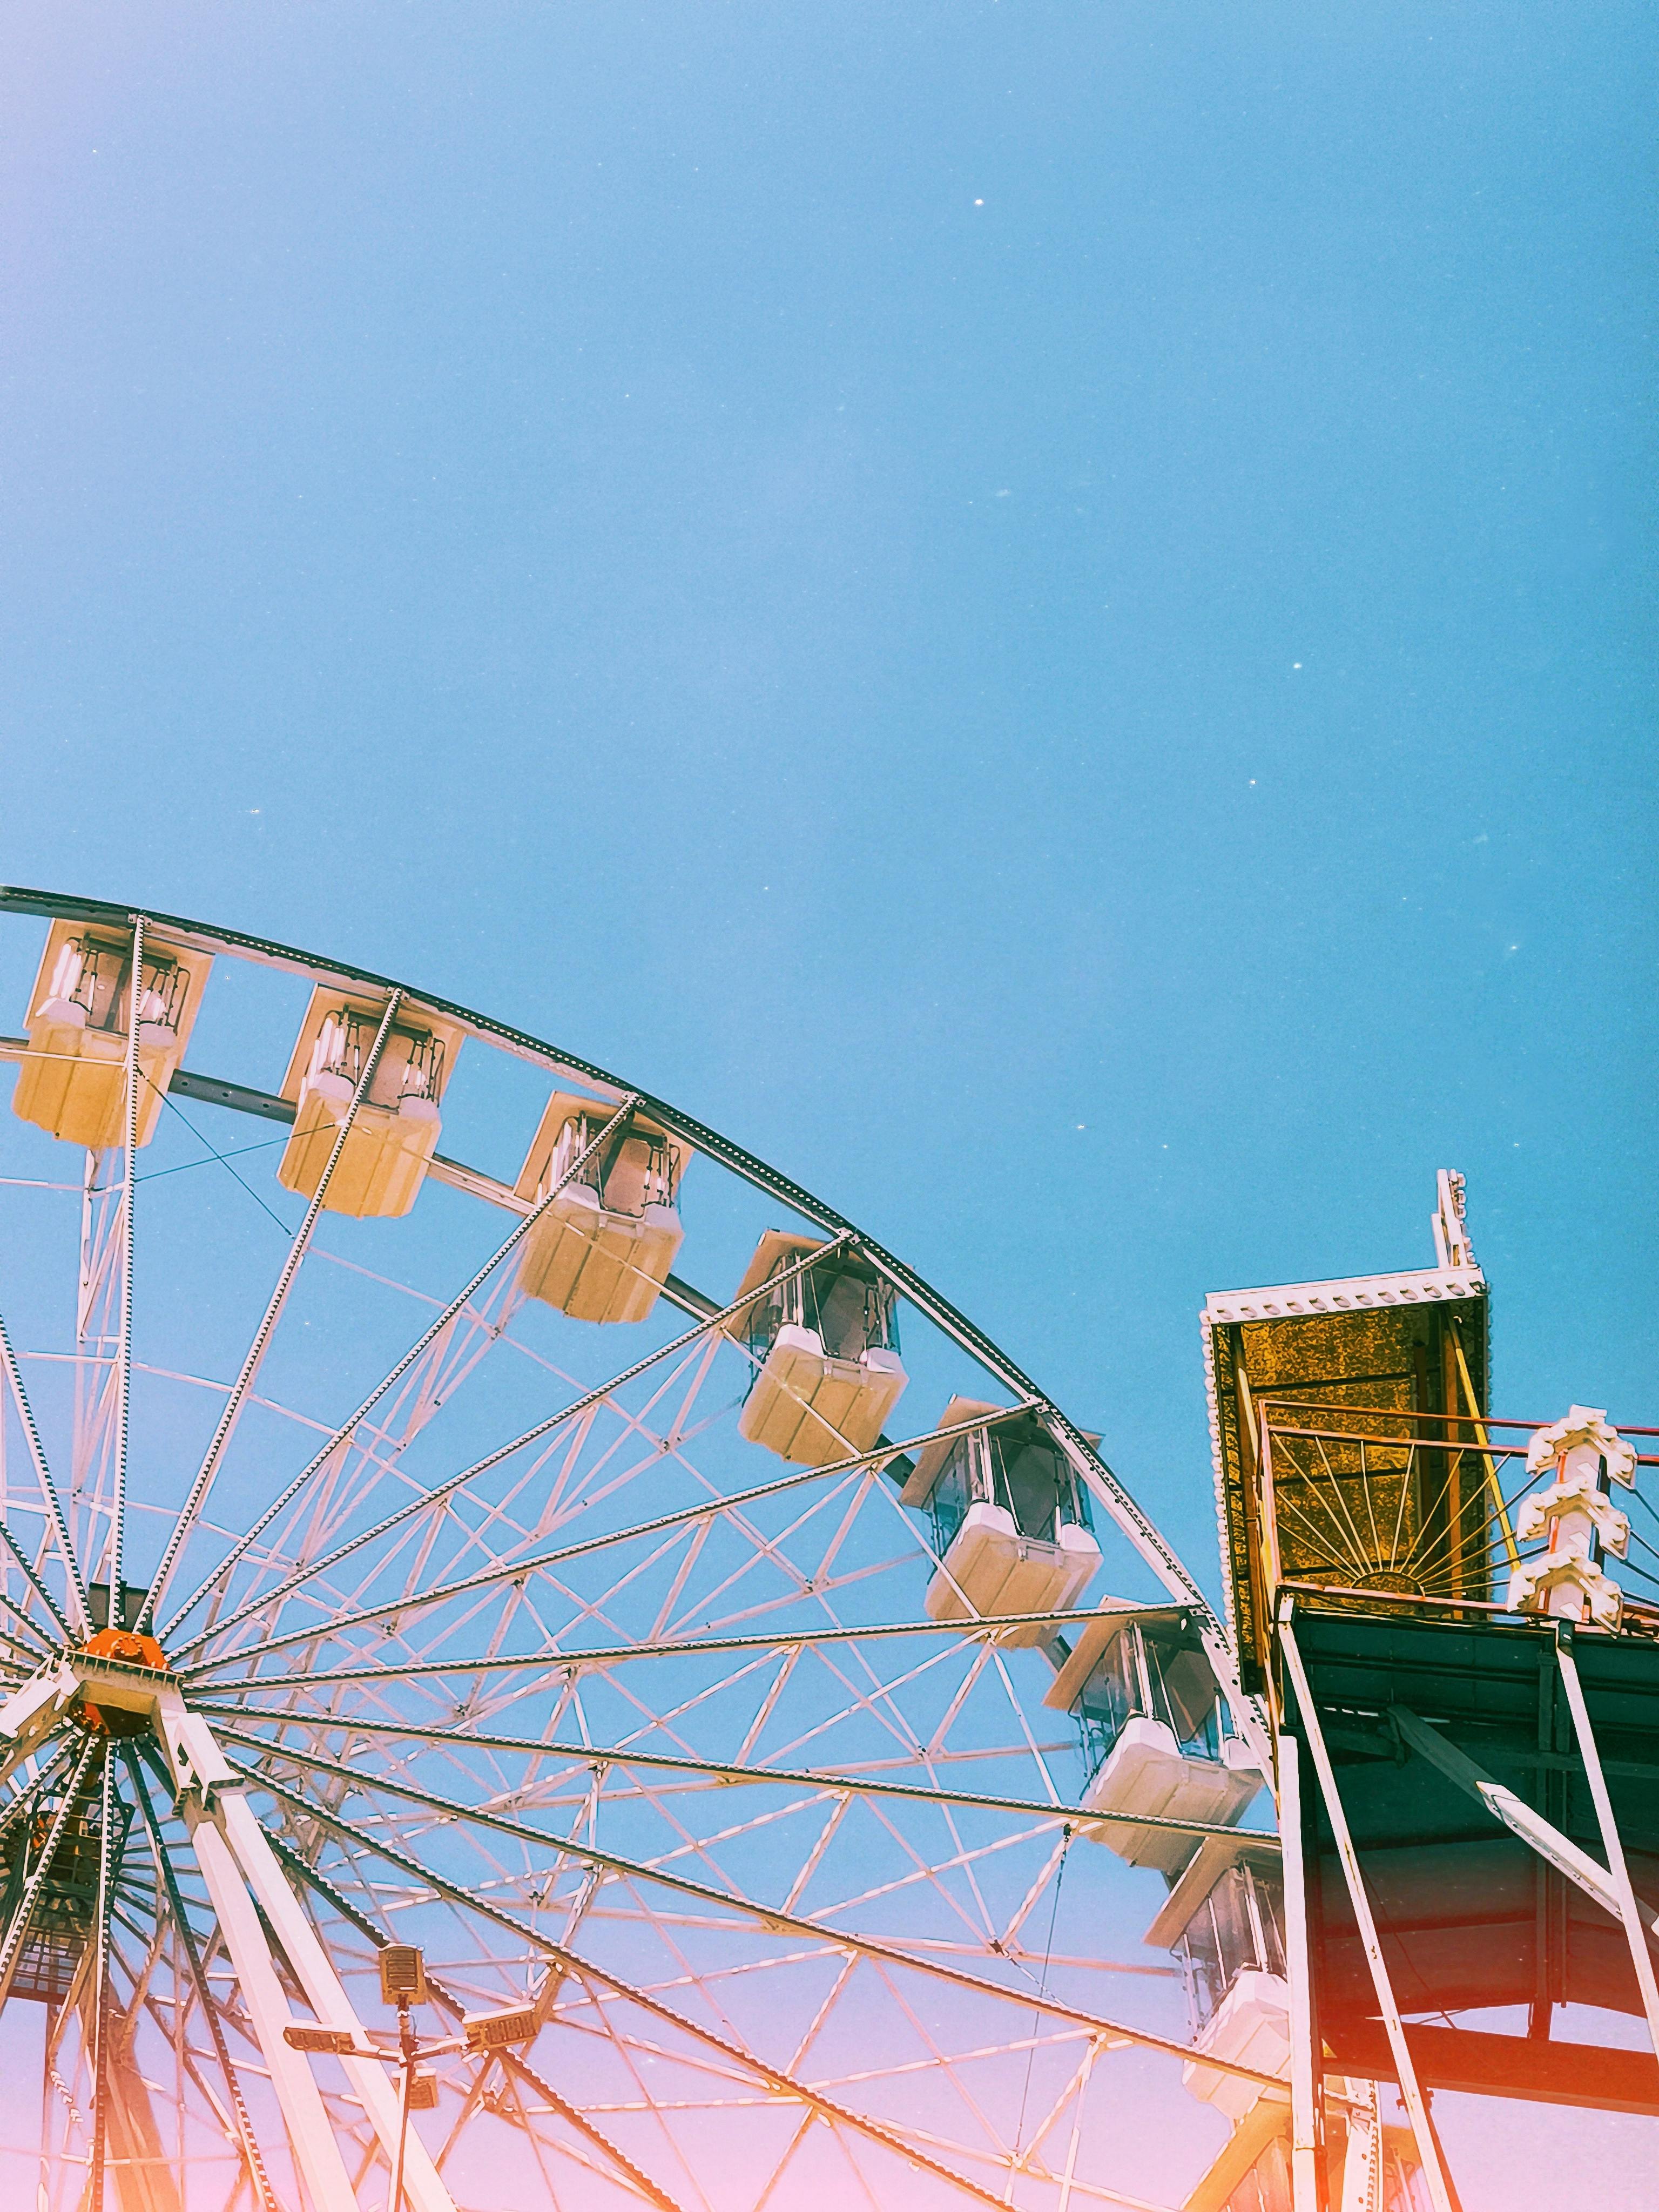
left=1278, top=1609, right=1454, bottom=2212
left=1554, top=1634, right=1659, bottom=2060
left=9, top=892, right=1634, bottom=2212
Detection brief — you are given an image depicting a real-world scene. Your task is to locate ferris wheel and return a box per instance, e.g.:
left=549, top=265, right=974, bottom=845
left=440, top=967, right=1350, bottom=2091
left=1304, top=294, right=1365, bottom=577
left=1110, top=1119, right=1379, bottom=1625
left=0, top=888, right=1291, bottom=2212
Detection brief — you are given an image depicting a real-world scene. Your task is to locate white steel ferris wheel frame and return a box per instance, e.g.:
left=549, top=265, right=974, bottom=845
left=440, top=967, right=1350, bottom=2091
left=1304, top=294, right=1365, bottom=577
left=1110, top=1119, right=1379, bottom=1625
left=0, top=887, right=1275, bottom=2212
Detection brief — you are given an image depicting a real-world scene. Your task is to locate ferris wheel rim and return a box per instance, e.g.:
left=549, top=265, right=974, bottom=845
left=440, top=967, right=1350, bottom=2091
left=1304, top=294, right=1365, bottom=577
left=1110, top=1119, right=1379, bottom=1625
left=0, top=882, right=1224, bottom=1644
left=0, top=882, right=1277, bottom=2212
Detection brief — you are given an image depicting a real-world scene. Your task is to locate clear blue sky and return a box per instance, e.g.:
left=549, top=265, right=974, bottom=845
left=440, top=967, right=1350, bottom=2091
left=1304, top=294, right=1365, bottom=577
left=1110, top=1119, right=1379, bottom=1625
left=0, top=8, right=1653, bottom=2197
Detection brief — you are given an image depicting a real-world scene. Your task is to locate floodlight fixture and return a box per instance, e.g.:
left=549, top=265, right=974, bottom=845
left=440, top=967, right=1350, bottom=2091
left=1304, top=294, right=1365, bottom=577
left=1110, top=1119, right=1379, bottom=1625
left=462, top=2002, right=540, bottom=2051
left=380, top=1945, right=429, bottom=2008
left=282, top=2024, right=359, bottom=2056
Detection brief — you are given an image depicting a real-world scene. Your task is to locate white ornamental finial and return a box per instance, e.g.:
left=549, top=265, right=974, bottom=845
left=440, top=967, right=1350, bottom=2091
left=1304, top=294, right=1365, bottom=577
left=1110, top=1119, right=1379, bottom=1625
left=1508, top=1406, right=1631, bottom=1630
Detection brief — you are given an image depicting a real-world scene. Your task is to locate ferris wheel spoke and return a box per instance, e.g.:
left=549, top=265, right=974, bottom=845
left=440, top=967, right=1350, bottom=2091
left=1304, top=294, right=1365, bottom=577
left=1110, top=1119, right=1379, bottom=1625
left=468, top=2067, right=565, bottom=2204
left=772, top=1633, right=995, bottom=1782
left=0, top=1603, right=57, bottom=1669
left=250, top=1765, right=1031, bottom=2212
left=69, top=1164, right=123, bottom=1596
left=183, top=1403, right=1033, bottom=1684
left=214, top=1729, right=1263, bottom=2078
left=141, top=993, right=408, bottom=1635
left=124, top=1751, right=282, bottom=2212
left=106, top=912, right=149, bottom=1614
left=204, top=1603, right=1128, bottom=1701
left=165, top=1211, right=837, bottom=1661
left=0, top=1304, right=87, bottom=1637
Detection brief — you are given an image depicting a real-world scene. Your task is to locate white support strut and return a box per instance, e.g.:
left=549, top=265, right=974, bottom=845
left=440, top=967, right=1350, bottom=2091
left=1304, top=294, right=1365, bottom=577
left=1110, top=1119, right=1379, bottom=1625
left=1390, top=1701, right=1659, bottom=1938
left=185, top=1806, right=361, bottom=2212
left=0, top=1655, right=458, bottom=2211
left=1276, top=1734, right=1323, bottom=2212
left=216, top=1787, right=457, bottom=2212
left=1279, top=1607, right=1456, bottom=2212
left=1554, top=1635, right=1659, bottom=2060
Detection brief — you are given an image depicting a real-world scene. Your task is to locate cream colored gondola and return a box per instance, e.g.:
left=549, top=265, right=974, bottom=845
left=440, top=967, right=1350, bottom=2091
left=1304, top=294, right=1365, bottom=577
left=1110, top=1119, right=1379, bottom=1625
left=902, top=1399, right=1101, bottom=1644
left=276, top=988, right=462, bottom=1219
left=11, top=921, right=211, bottom=1150
left=726, top=1231, right=906, bottom=1465
left=1043, top=1606, right=1262, bottom=1867
left=1143, top=1836, right=1290, bottom=2122
left=513, top=1092, right=687, bottom=1324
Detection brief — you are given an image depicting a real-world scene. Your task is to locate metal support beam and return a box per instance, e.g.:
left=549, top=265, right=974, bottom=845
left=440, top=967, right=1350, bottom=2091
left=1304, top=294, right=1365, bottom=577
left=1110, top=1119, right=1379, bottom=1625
left=183, top=1801, right=360, bottom=2212
left=215, top=1785, right=458, bottom=2212
left=110, top=912, right=146, bottom=1608
left=1277, top=1734, right=1324, bottom=2212
left=87, top=1750, right=116, bottom=2212
left=1554, top=1633, right=1659, bottom=2059
left=1325, top=2019, right=1659, bottom=2114
left=159, top=1090, right=641, bottom=1644
left=140, top=989, right=406, bottom=1633
left=1336, top=2083, right=1380, bottom=2212
left=125, top=1751, right=280, bottom=2212
left=1279, top=1606, right=1457, bottom=2212
left=1389, top=1701, right=1658, bottom=1936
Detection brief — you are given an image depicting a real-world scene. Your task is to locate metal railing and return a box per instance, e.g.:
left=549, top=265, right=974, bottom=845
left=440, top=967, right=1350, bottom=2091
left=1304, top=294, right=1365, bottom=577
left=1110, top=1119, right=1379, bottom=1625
left=312, top=1008, right=445, bottom=1105
left=741, top=1257, right=900, bottom=1364
left=927, top=1421, right=1095, bottom=1554
left=44, top=936, right=186, bottom=1037
left=549, top=1110, right=679, bottom=1216
left=1248, top=1399, right=1659, bottom=1636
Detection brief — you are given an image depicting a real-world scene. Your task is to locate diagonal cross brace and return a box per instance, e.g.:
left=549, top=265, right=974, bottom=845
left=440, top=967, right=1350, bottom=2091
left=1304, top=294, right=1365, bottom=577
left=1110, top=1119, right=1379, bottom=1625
left=1389, top=1702, right=1659, bottom=1940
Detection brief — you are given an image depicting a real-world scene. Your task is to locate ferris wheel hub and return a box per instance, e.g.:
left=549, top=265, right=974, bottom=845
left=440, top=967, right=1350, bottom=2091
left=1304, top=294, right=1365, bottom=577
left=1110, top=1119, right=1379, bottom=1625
left=79, top=1626, right=168, bottom=1671
left=67, top=1628, right=171, bottom=1734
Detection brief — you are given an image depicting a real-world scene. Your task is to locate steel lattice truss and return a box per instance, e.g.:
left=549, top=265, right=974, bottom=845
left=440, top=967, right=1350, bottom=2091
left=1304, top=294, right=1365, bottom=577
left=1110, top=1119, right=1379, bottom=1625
left=0, top=891, right=1269, bottom=2212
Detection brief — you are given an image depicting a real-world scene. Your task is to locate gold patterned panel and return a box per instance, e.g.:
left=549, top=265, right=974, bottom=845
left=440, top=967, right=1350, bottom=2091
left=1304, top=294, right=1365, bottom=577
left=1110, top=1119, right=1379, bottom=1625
left=1208, top=1294, right=1488, bottom=1687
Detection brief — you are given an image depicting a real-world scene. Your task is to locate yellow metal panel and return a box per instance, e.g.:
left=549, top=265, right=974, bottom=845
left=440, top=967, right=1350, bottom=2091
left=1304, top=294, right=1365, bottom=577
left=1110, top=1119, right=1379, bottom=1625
left=11, top=921, right=211, bottom=1151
